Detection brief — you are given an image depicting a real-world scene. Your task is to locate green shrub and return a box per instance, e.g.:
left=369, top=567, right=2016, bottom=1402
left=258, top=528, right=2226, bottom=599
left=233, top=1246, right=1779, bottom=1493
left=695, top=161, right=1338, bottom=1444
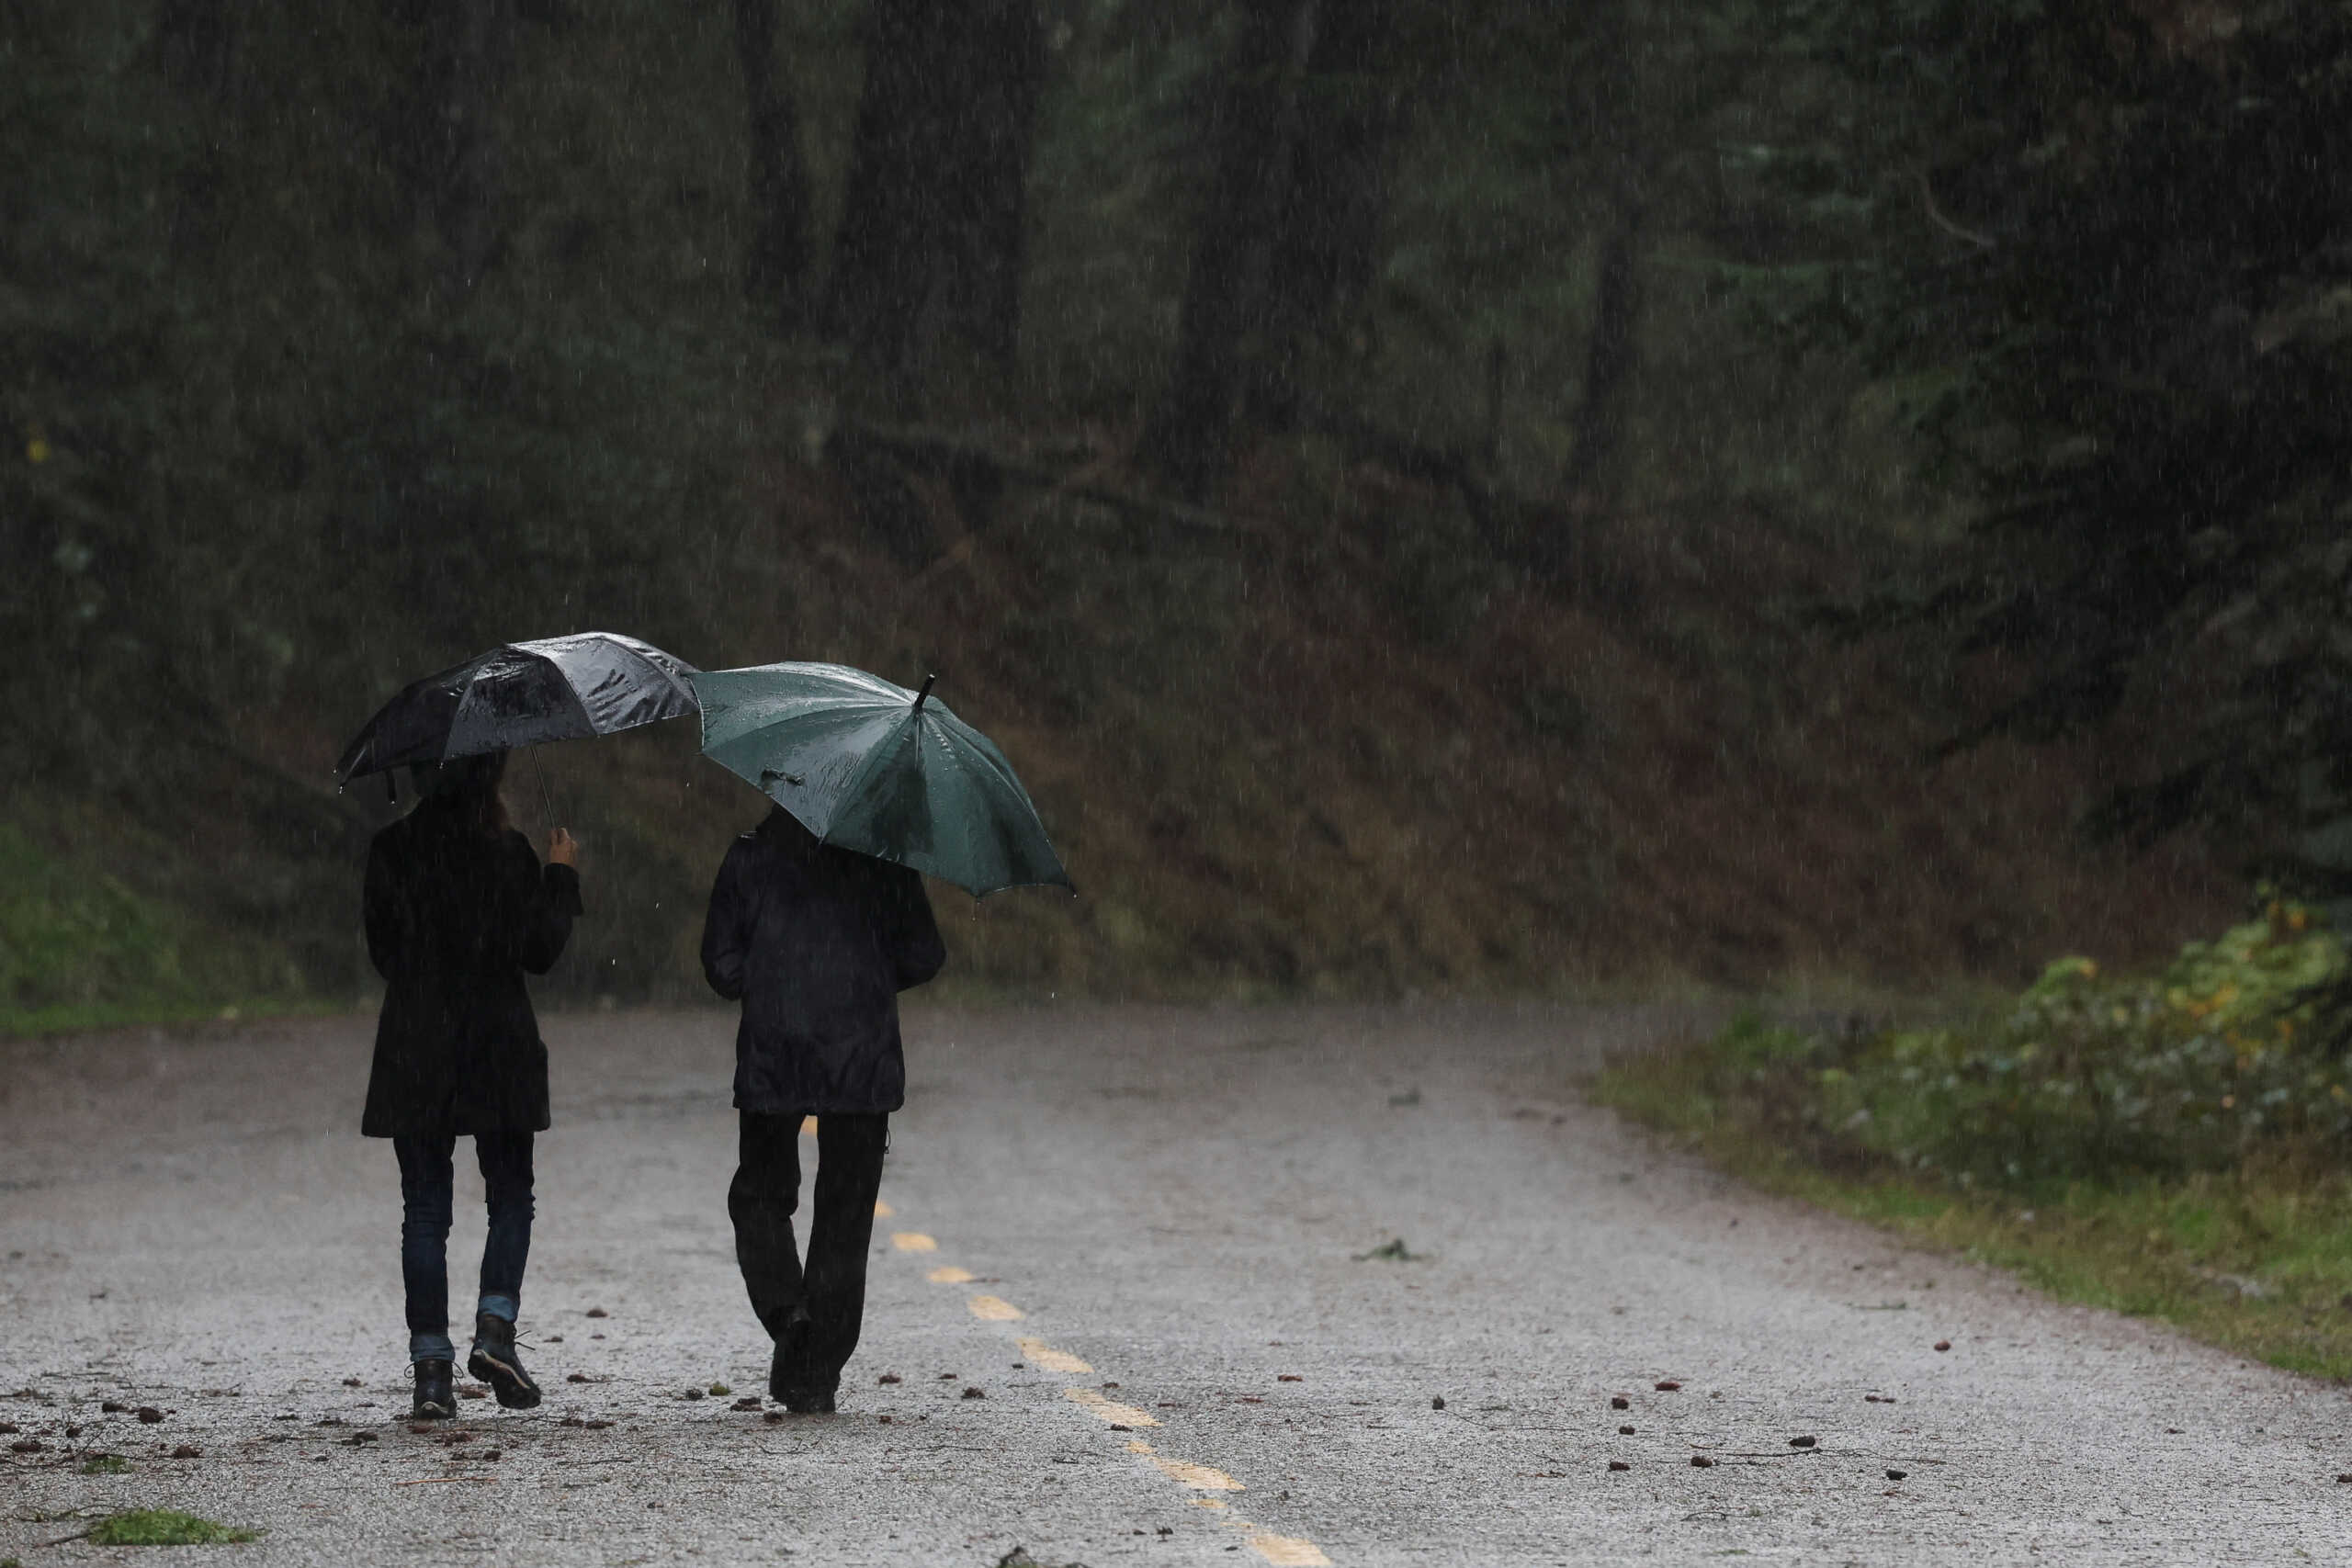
left=1596, top=906, right=2352, bottom=1378
left=1757, top=900, right=2352, bottom=1191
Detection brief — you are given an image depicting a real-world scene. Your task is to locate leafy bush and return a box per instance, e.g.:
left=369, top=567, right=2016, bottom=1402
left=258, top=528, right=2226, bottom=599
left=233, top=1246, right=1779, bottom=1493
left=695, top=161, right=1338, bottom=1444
left=1696, top=901, right=2351, bottom=1193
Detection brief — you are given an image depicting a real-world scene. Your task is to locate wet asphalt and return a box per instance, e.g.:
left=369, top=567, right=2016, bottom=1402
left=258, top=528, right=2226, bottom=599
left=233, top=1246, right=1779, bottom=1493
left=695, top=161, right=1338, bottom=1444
left=4, top=1003, right=2349, bottom=1565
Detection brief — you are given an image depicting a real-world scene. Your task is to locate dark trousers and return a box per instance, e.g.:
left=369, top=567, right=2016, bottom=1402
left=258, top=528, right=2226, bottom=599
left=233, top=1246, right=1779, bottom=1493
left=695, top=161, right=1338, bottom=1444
left=393, top=1131, right=535, bottom=1361
left=729, top=1111, right=888, bottom=1393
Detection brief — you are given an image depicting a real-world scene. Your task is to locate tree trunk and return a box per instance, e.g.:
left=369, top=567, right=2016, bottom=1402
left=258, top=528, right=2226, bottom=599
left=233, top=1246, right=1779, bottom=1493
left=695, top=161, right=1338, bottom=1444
left=829, top=0, right=1046, bottom=401
left=1248, top=0, right=1402, bottom=430
left=157, top=0, right=236, bottom=96
left=732, top=0, right=811, bottom=331
left=829, top=0, right=940, bottom=396
left=1141, top=0, right=1321, bottom=503
left=434, top=0, right=514, bottom=301
left=155, top=0, right=237, bottom=263
left=381, top=0, right=515, bottom=304
left=1550, top=0, right=1649, bottom=579
left=1562, top=198, right=1645, bottom=512
left=936, top=0, right=1046, bottom=373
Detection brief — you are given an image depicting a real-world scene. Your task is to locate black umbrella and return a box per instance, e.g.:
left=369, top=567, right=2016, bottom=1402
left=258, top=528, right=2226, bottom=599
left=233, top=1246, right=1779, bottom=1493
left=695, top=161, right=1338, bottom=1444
left=336, top=632, right=699, bottom=804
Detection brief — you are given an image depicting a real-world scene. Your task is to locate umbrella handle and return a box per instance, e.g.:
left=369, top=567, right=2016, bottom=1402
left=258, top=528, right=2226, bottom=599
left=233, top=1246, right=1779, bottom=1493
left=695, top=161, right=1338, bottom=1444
left=530, top=749, right=557, bottom=827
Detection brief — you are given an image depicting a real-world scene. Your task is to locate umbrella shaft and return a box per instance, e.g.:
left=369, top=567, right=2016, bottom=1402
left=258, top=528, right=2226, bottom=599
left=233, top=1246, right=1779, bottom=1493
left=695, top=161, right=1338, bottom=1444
left=531, top=750, right=556, bottom=825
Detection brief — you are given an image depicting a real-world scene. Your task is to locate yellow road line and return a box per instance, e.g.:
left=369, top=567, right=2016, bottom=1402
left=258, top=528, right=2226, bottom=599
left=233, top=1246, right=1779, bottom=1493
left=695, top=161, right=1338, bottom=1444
left=1014, top=1337, right=1092, bottom=1374
left=1244, top=1533, right=1333, bottom=1566
left=1150, top=1456, right=1245, bottom=1492
left=888, top=1207, right=1333, bottom=1563
left=1062, top=1389, right=1158, bottom=1427
left=1121, top=1438, right=1241, bottom=1492
left=873, top=1199, right=894, bottom=1218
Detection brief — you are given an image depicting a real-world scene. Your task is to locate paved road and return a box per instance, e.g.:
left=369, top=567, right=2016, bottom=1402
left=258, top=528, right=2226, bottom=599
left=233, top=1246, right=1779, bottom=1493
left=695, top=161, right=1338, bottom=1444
left=3, top=1005, right=2348, bottom=1565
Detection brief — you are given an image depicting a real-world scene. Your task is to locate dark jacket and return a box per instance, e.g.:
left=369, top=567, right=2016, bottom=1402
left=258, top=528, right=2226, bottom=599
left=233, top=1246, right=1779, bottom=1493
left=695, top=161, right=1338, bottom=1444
left=361, top=799, right=582, bottom=1138
left=699, top=810, right=945, bottom=1114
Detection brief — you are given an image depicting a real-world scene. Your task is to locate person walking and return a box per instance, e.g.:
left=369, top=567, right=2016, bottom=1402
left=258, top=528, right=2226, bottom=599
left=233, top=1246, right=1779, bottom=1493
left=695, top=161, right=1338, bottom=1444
left=361, top=750, right=582, bottom=1419
left=699, top=805, right=944, bottom=1413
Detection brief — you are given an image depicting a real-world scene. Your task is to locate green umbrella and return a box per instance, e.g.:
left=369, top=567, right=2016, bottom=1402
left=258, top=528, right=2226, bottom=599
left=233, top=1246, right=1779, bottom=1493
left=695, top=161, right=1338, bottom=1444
left=691, top=661, right=1072, bottom=897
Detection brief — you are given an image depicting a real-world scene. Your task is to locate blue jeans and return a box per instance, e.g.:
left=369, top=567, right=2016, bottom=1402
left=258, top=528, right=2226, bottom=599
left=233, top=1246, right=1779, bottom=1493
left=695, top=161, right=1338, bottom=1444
left=393, top=1132, right=535, bottom=1364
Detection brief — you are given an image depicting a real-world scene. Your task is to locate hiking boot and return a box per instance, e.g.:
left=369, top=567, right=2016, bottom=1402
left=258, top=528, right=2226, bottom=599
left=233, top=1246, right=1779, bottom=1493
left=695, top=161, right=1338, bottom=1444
left=413, top=1359, right=456, bottom=1420
left=767, top=1303, right=815, bottom=1405
left=776, top=1383, right=836, bottom=1416
left=467, top=1312, right=541, bottom=1409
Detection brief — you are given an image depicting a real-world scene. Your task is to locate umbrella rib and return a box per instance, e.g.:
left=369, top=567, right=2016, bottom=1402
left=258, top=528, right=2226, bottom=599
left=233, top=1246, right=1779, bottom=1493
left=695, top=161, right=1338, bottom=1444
left=819, top=710, right=920, bottom=852
left=544, top=659, right=603, bottom=746
left=336, top=654, right=477, bottom=780
left=445, top=646, right=599, bottom=760
left=606, top=640, right=701, bottom=705
left=341, top=633, right=696, bottom=784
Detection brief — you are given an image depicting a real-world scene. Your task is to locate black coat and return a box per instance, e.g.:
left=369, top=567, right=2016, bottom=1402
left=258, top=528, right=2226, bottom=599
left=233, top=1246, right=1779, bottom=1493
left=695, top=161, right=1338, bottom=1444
left=361, top=800, right=582, bottom=1138
left=699, top=811, right=945, bottom=1115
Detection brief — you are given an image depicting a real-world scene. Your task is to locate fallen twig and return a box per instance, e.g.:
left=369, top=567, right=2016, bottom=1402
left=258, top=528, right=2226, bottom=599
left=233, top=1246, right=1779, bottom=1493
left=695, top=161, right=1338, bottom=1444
left=389, top=1475, right=497, bottom=1486
left=1686, top=1443, right=1947, bottom=1466
left=1913, top=166, right=1996, bottom=249
left=835, top=418, right=1254, bottom=544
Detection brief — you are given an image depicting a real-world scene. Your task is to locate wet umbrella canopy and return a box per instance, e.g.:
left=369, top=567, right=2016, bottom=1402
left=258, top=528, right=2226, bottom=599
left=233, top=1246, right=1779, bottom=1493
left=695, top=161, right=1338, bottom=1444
left=692, top=661, right=1070, bottom=897
left=334, top=633, right=700, bottom=785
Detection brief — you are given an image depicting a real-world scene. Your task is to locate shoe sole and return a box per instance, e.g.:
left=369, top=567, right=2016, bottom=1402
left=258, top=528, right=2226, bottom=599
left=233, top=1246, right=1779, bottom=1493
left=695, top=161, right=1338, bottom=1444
left=413, top=1401, right=456, bottom=1420
left=467, top=1349, right=542, bottom=1410
left=772, top=1385, right=837, bottom=1415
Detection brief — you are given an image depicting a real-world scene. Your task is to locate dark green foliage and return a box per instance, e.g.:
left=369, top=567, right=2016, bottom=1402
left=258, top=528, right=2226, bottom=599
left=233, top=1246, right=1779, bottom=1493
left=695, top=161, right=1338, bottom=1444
left=1683, top=900, right=2350, bottom=1191
left=1735, top=2, right=2352, bottom=870
left=6, top=0, right=2300, bottom=1016
left=3, top=0, right=786, bottom=998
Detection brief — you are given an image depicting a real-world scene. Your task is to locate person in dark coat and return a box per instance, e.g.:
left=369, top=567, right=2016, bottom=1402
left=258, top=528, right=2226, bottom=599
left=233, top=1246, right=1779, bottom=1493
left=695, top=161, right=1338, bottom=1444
left=700, top=806, right=944, bottom=1413
left=362, top=750, right=582, bottom=1419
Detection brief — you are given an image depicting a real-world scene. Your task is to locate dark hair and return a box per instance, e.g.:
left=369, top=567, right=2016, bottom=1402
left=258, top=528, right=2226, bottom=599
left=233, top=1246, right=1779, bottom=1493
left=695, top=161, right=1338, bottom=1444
left=409, top=751, right=511, bottom=836
left=757, top=804, right=820, bottom=856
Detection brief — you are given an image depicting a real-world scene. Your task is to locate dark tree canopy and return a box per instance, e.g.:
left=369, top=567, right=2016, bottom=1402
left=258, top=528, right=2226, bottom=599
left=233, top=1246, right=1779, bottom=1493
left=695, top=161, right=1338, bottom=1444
left=1738, top=0, right=2352, bottom=881
left=5, top=0, right=2331, bottom=1010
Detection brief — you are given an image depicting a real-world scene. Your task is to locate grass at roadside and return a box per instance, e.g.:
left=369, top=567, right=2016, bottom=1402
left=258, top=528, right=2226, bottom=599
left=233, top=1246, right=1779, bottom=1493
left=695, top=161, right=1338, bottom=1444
left=0, top=821, right=319, bottom=1039
left=1, top=995, right=342, bottom=1039
left=1594, top=993, right=2352, bottom=1382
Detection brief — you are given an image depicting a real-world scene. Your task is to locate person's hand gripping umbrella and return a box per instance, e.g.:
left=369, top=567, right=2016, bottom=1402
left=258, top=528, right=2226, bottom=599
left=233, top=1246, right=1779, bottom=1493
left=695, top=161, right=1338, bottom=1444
left=690, top=661, right=1070, bottom=896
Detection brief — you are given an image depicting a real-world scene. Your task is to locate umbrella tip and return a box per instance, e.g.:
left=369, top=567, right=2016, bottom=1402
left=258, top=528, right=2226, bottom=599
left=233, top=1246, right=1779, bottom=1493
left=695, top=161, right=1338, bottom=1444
left=912, top=672, right=937, bottom=714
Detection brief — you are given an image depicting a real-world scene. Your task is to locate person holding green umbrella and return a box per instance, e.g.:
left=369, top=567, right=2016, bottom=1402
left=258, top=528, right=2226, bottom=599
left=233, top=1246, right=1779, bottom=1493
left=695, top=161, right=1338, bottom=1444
left=693, top=662, right=1068, bottom=1412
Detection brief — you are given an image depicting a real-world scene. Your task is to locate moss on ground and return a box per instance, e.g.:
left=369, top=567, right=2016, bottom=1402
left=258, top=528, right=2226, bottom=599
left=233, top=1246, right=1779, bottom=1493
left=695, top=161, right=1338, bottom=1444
left=85, top=1510, right=256, bottom=1545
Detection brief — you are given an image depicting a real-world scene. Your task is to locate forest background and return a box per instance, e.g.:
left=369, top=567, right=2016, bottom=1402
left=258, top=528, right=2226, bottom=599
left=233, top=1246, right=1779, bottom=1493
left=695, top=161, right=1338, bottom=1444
left=6, top=0, right=2346, bottom=1031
